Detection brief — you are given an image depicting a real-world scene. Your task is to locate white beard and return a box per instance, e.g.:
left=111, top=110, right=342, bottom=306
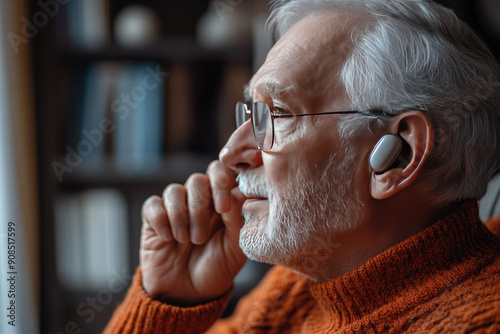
left=237, top=152, right=364, bottom=268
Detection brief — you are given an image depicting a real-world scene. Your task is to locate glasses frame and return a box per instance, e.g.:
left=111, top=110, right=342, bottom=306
left=236, top=101, right=365, bottom=151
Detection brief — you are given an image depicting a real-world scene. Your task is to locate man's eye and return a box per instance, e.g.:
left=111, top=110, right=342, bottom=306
left=272, top=107, right=292, bottom=116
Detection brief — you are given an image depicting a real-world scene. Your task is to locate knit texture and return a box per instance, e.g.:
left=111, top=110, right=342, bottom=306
left=104, top=201, right=500, bottom=333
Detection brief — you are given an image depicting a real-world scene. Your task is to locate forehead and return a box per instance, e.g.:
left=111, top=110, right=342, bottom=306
left=249, top=12, right=356, bottom=108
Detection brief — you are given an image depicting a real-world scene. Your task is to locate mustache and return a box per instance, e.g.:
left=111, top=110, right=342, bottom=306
left=236, top=170, right=271, bottom=198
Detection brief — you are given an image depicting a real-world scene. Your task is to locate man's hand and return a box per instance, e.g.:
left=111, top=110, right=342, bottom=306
left=139, top=160, right=247, bottom=306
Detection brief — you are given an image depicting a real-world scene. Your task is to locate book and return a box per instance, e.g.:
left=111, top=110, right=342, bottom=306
left=113, top=64, right=136, bottom=171
left=55, top=194, right=85, bottom=290
left=67, top=0, right=110, bottom=48
left=113, top=63, right=165, bottom=172
left=78, top=63, right=117, bottom=168
left=54, top=189, right=129, bottom=290
left=130, top=62, right=164, bottom=170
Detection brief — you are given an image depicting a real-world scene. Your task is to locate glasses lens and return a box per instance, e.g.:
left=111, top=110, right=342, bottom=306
left=252, top=102, right=273, bottom=150
left=235, top=102, right=249, bottom=128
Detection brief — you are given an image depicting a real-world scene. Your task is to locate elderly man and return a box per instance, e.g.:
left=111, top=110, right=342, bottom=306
left=105, top=0, right=500, bottom=333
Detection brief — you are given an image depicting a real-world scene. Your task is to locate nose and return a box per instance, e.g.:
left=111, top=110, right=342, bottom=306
left=219, top=121, right=263, bottom=173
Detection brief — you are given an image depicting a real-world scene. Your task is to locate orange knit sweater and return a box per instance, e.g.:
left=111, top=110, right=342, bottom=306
left=104, top=201, right=500, bottom=333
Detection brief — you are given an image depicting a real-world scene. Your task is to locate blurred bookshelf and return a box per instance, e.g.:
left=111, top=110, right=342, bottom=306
left=30, top=0, right=499, bottom=333
left=30, top=0, right=260, bottom=332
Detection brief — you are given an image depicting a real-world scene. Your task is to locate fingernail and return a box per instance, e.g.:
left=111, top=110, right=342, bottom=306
left=216, top=190, right=230, bottom=213
left=191, top=226, right=204, bottom=244
left=176, top=228, right=189, bottom=243
left=161, top=226, right=172, bottom=241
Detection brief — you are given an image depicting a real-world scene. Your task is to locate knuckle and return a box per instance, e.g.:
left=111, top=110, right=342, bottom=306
left=207, top=160, right=221, bottom=172
left=163, top=183, right=183, bottom=199
left=185, top=174, right=213, bottom=210
left=168, top=207, right=188, bottom=228
left=142, top=195, right=162, bottom=217
left=207, top=162, right=235, bottom=189
left=150, top=209, right=168, bottom=229
left=142, top=196, right=168, bottom=230
left=161, top=184, right=189, bottom=227
left=217, top=170, right=234, bottom=189
left=169, top=210, right=188, bottom=229
left=189, top=193, right=211, bottom=212
left=168, top=210, right=187, bottom=228
left=186, top=173, right=208, bottom=187
left=167, top=202, right=187, bottom=224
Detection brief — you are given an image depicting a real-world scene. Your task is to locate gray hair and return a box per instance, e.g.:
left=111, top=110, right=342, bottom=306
left=267, top=0, right=500, bottom=205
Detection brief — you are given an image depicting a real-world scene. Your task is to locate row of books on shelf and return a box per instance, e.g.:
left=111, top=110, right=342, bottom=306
left=61, top=59, right=251, bottom=175
left=63, top=61, right=168, bottom=172
left=55, top=189, right=129, bottom=290
left=56, top=0, right=111, bottom=48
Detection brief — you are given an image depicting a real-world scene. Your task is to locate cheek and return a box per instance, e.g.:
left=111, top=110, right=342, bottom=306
left=262, top=124, right=342, bottom=188
left=262, top=153, right=297, bottom=191
left=296, top=122, right=343, bottom=174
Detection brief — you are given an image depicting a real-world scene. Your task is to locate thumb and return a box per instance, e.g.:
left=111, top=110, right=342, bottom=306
left=221, top=187, right=245, bottom=242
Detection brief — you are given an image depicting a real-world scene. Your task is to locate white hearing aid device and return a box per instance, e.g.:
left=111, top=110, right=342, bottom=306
left=369, top=134, right=403, bottom=173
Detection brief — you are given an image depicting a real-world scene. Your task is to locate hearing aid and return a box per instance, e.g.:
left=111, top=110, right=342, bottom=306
left=369, top=134, right=403, bottom=173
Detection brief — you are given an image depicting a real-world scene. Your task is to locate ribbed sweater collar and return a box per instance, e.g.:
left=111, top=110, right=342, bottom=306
left=309, top=201, right=500, bottom=328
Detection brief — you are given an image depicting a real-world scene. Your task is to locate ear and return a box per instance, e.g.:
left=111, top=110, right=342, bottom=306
left=370, top=111, right=434, bottom=200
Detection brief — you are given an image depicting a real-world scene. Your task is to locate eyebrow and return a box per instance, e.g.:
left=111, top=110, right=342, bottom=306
left=243, top=80, right=295, bottom=104
left=243, top=83, right=251, bottom=103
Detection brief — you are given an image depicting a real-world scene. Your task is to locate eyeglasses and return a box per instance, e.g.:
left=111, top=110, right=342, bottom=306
left=235, top=101, right=363, bottom=151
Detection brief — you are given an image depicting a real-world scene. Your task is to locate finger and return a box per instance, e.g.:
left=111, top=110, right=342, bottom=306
left=185, top=173, right=215, bottom=245
left=206, top=160, right=238, bottom=214
left=142, top=195, right=173, bottom=242
left=163, top=184, right=190, bottom=243
left=221, top=187, right=246, bottom=240
left=220, top=188, right=247, bottom=271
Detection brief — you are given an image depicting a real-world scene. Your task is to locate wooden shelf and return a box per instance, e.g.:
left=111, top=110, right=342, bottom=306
left=60, top=153, right=215, bottom=189
left=58, top=38, right=251, bottom=63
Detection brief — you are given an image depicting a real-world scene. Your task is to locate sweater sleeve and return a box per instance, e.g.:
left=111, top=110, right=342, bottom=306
left=485, top=215, right=500, bottom=237
left=103, top=267, right=232, bottom=334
